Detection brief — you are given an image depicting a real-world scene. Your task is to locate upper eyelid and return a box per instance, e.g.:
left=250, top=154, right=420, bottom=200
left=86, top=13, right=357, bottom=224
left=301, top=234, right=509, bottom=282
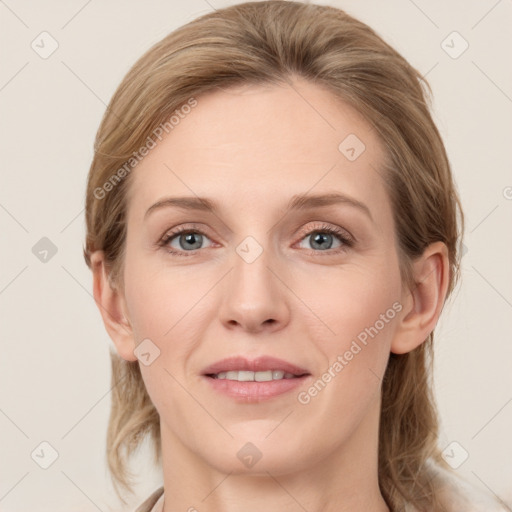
left=162, top=222, right=348, bottom=237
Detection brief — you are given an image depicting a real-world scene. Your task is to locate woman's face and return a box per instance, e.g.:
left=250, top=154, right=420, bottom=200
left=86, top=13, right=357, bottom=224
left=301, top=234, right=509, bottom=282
left=120, top=78, right=405, bottom=474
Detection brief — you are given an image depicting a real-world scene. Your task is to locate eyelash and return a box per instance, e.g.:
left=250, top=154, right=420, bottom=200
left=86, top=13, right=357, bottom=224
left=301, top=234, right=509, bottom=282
left=158, top=223, right=355, bottom=257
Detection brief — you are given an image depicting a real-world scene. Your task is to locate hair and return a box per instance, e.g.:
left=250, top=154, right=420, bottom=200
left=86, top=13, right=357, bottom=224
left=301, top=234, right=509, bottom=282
left=83, top=1, right=466, bottom=510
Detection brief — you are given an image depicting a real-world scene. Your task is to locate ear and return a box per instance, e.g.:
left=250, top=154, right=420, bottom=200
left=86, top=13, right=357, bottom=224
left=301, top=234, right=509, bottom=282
left=391, top=241, right=450, bottom=354
left=90, top=250, right=137, bottom=362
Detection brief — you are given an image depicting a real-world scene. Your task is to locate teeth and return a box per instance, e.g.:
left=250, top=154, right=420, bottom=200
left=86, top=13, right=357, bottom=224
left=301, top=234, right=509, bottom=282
left=255, top=371, right=272, bottom=382
left=213, top=370, right=298, bottom=381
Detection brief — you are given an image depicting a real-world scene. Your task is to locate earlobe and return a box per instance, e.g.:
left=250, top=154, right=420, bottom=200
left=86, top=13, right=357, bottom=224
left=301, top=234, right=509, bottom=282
left=90, top=250, right=138, bottom=362
left=391, top=241, right=450, bottom=355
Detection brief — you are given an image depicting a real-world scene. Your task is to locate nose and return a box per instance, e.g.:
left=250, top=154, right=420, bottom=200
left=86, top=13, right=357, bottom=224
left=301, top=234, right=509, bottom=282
left=218, top=241, right=291, bottom=334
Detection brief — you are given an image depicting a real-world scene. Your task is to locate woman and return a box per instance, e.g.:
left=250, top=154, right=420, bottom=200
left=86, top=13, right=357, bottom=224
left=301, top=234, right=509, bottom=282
left=83, top=1, right=508, bottom=511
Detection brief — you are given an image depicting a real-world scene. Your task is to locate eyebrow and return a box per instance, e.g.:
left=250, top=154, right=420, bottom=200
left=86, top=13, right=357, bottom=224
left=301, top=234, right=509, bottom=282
left=144, top=192, right=373, bottom=222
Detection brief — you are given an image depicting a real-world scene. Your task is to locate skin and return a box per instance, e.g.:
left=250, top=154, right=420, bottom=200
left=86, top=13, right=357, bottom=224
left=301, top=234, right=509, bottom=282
left=91, top=76, right=449, bottom=512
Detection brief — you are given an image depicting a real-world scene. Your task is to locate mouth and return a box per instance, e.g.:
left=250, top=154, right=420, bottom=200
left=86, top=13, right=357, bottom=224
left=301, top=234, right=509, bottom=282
left=201, top=356, right=311, bottom=401
left=201, top=355, right=310, bottom=379
left=206, top=370, right=307, bottom=381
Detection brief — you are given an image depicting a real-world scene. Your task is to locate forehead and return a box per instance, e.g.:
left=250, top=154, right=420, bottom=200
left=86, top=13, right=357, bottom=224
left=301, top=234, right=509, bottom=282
left=127, top=79, right=390, bottom=222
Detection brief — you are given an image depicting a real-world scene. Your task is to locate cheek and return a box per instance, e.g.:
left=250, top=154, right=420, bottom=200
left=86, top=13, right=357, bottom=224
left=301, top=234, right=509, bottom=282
left=293, top=268, right=400, bottom=431
left=122, top=253, right=218, bottom=411
left=123, top=245, right=211, bottom=341
left=293, top=257, right=402, bottom=347
left=122, top=260, right=212, bottom=420
left=291, top=261, right=401, bottom=417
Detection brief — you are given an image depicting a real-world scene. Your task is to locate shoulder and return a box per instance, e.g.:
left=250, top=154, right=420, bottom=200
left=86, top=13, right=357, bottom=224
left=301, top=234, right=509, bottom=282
left=427, top=460, right=510, bottom=512
left=134, top=487, right=164, bottom=512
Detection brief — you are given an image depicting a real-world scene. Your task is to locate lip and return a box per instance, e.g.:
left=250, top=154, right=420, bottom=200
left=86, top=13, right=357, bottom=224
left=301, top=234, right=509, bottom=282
left=201, top=356, right=310, bottom=377
left=201, top=356, right=311, bottom=403
left=204, top=375, right=310, bottom=402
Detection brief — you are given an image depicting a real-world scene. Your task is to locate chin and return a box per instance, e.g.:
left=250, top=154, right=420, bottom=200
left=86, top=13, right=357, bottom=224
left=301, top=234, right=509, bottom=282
left=197, top=433, right=314, bottom=476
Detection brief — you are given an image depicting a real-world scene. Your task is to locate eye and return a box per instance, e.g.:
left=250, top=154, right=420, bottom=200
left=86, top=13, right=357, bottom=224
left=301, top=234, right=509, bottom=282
left=159, top=225, right=214, bottom=256
left=296, top=223, right=354, bottom=253
left=158, top=222, right=354, bottom=257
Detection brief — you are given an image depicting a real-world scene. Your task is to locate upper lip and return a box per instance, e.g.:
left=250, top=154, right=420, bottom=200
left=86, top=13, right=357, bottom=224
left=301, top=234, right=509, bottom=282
left=202, top=356, right=310, bottom=376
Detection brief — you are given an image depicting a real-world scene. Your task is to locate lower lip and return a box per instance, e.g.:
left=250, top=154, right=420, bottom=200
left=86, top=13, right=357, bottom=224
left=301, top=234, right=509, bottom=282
left=203, top=375, right=310, bottom=402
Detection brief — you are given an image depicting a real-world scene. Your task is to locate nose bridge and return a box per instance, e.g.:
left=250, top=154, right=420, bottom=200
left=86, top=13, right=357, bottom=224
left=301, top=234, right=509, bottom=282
left=232, top=233, right=279, bottom=304
left=235, top=234, right=273, bottom=290
left=218, top=232, right=290, bottom=332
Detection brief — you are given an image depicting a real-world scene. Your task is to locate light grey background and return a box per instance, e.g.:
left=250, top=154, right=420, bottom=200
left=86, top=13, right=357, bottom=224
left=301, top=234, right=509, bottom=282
left=1, top=0, right=511, bottom=510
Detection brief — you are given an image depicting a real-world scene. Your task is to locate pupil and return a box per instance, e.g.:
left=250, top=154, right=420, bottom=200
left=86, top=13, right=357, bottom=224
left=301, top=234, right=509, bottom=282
left=181, top=233, right=202, bottom=250
left=312, top=232, right=332, bottom=250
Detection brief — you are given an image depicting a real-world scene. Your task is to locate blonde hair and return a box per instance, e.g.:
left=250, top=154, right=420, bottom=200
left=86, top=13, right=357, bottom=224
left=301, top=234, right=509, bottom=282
left=83, top=2, right=466, bottom=509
